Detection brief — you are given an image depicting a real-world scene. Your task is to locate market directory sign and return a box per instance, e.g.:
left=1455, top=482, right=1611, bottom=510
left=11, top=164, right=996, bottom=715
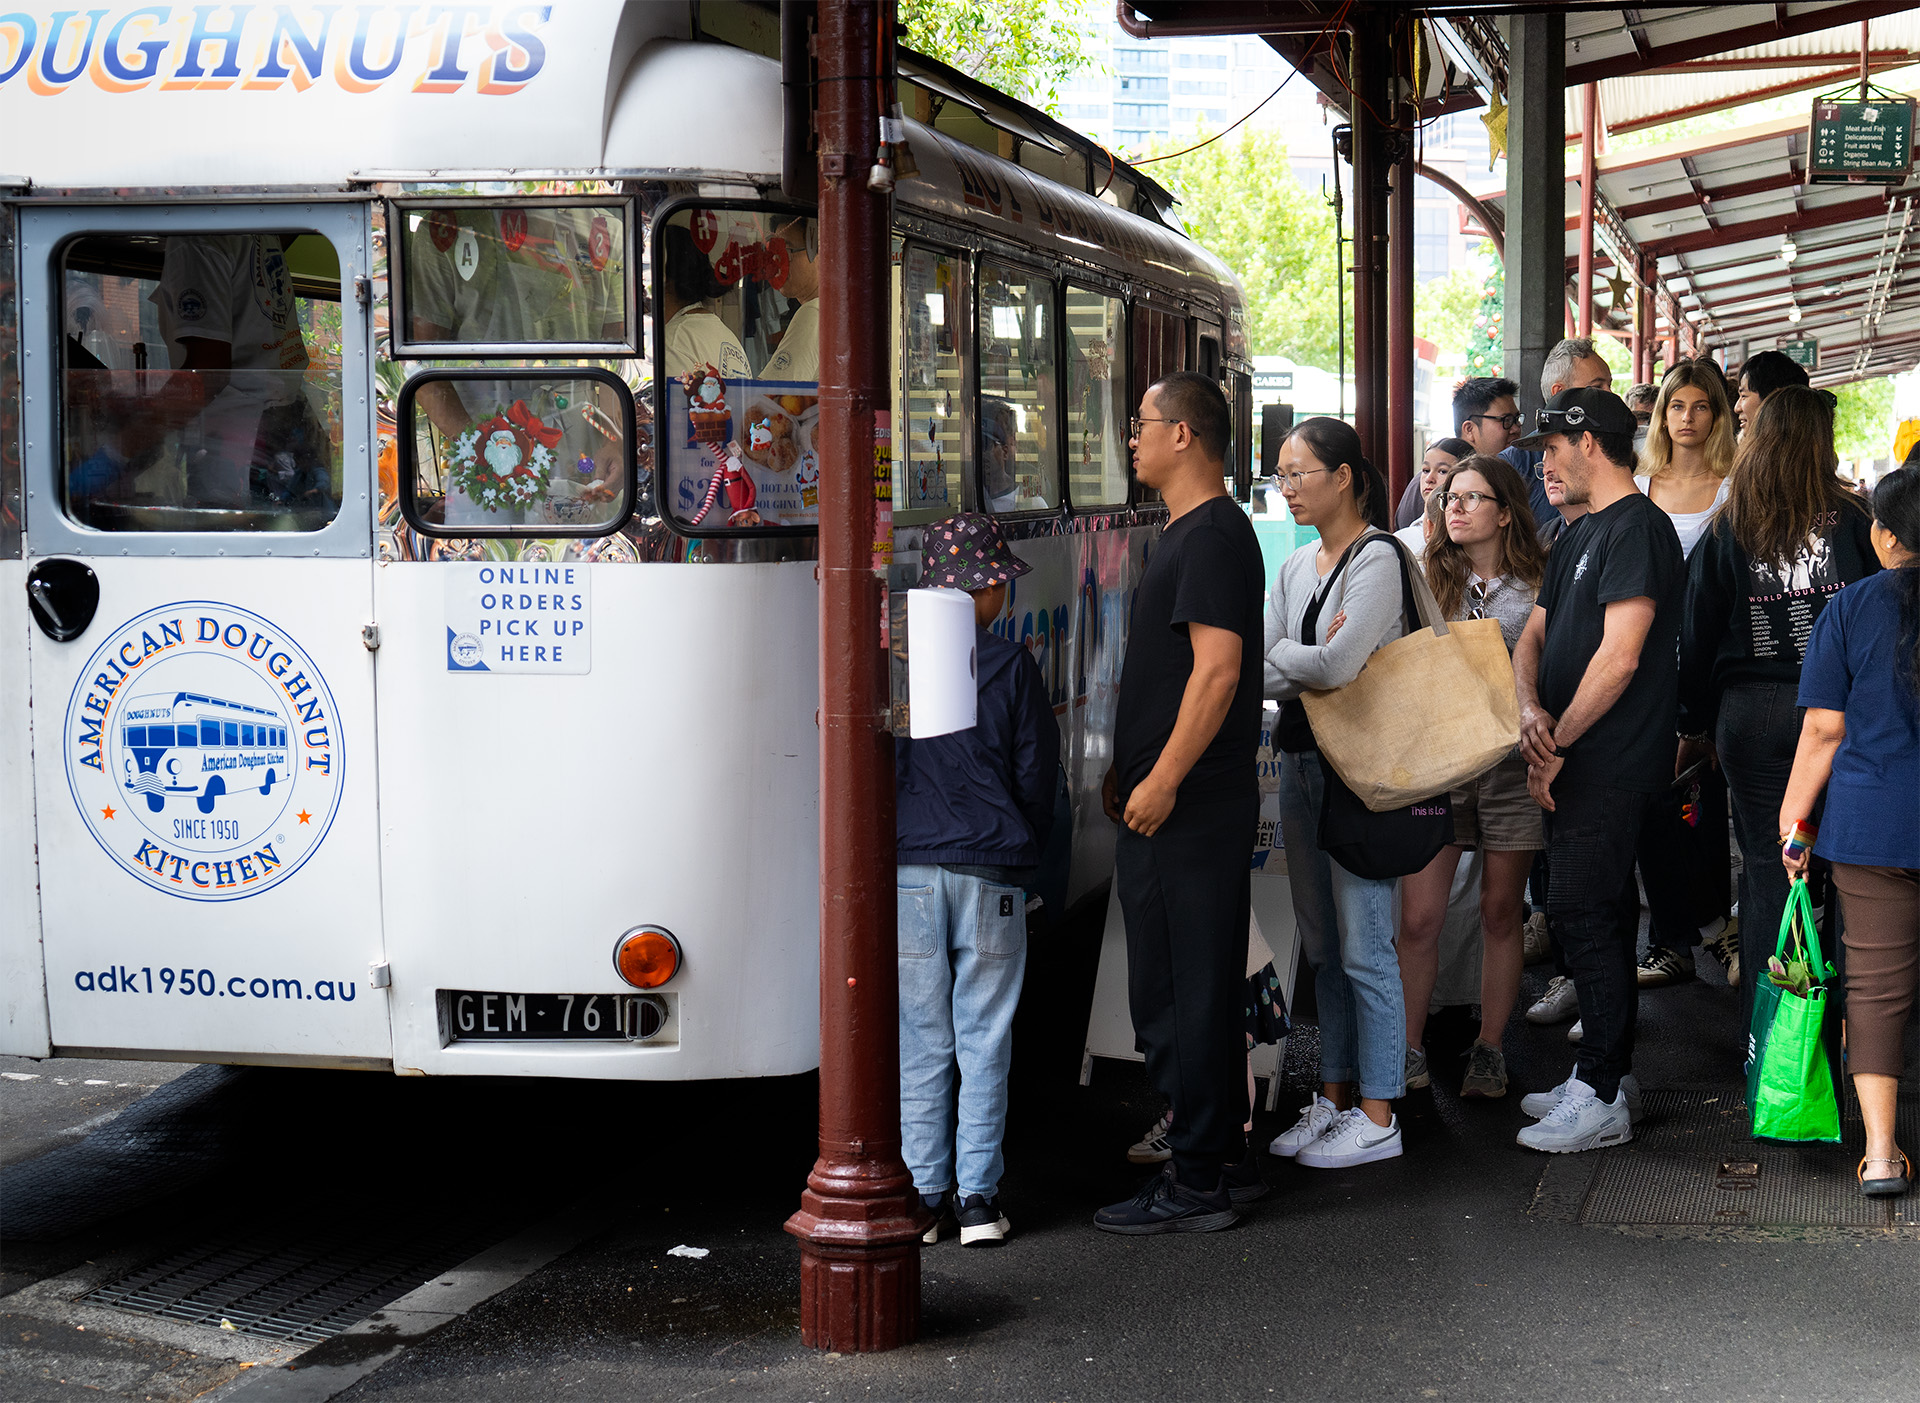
left=1808, top=93, right=1916, bottom=185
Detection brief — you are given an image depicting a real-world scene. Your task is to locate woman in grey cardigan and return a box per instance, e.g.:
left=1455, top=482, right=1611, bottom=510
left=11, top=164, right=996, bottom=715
left=1262, top=417, right=1412, bottom=1171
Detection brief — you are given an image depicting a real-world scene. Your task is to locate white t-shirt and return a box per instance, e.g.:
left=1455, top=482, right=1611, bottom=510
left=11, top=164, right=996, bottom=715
left=1393, top=520, right=1428, bottom=560
left=1635, top=473, right=1730, bottom=559
left=151, top=234, right=307, bottom=402
left=761, top=298, right=820, bottom=383
left=664, top=306, right=752, bottom=380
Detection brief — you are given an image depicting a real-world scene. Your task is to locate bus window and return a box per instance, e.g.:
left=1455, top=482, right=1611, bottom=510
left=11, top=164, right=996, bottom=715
left=654, top=205, right=822, bottom=532
left=59, top=232, right=344, bottom=533
left=1064, top=287, right=1128, bottom=508
left=392, top=201, right=634, bottom=356
left=126, top=726, right=147, bottom=747
left=223, top=722, right=238, bottom=746
left=977, top=262, right=1060, bottom=515
left=400, top=370, right=635, bottom=538
left=176, top=724, right=197, bottom=748
left=201, top=719, right=219, bottom=746
left=897, top=245, right=969, bottom=524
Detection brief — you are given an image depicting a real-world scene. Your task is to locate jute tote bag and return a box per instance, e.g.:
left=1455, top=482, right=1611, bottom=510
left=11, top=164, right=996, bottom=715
left=1300, top=533, right=1520, bottom=814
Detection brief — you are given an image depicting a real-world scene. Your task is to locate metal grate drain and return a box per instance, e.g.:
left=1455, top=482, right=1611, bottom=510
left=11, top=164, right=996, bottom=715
left=1533, top=1087, right=1920, bottom=1237
left=81, top=1219, right=504, bottom=1344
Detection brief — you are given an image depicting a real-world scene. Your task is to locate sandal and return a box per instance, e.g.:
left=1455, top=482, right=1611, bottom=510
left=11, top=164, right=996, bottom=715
left=1858, top=1153, right=1912, bottom=1198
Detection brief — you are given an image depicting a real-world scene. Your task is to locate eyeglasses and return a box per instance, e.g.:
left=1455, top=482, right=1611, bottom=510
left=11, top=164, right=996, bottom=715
left=1466, top=412, right=1523, bottom=430
left=1275, top=466, right=1339, bottom=490
left=1130, top=416, right=1178, bottom=436
left=1441, top=490, right=1500, bottom=511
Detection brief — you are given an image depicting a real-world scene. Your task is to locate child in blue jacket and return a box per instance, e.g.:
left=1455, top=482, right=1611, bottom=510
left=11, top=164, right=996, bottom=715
left=898, top=513, right=1060, bottom=1247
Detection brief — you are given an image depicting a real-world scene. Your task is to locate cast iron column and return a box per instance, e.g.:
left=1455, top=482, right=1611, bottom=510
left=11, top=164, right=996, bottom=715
left=1385, top=11, right=1416, bottom=507
left=1348, top=19, right=1389, bottom=461
left=1577, top=83, right=1597, bottom=337
left=1502, top=10, right=1565, bottom=419
left=784, top=0, right=923, bottom=1353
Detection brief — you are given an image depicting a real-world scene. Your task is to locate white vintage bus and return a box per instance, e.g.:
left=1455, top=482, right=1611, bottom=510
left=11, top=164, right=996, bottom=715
left=0, top=3, right=1252, bottom=1079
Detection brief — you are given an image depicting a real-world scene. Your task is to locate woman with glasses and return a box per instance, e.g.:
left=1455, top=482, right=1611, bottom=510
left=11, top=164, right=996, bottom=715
left=1395, top=455, right=1546, bottom=1099
left=1681, top=386, right=1878, bottom=1031
left=1634, top=361, right=1741, bottom=992
left=1261, top=418, right=1411, bottom=1169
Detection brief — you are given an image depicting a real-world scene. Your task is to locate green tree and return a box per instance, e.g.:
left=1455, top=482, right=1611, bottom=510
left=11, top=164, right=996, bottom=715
left=901, top=0, right=1097, bottom=114
left=1832, top=376, right=1896, bottom=464
left=1137, top=127, right=1349, bottom=369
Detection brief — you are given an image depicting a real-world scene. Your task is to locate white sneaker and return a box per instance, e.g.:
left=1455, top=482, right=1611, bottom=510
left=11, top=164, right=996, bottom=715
left=1526, top=976, right=1578, bottom=1025
left=1521, top=1067, right=1643, bottom=1123
left=1295, top=1107, right=1403, bottom=1168
left=1267, top=1095, right=1339, bottom=1159
left=1523, top=911, right=1552, bottom=965
left=1516, top=1078, right=1632, bottom=1154
left=1567, top=1018, right=1584, bottom=1044
left=1127, top=1108, right=1173, bottom=1164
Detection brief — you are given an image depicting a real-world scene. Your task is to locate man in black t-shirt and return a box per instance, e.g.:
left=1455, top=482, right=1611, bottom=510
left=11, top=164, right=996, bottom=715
left=1511, top=388, right=1685, bottom=1154
left=1094, top=373, right=1265, bottom=1236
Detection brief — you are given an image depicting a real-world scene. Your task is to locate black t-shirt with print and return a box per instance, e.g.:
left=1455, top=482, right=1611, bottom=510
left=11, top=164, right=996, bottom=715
left=1113, top=494, right=1266, bottom=799
left=1536, top=490, right=1685, bottom=793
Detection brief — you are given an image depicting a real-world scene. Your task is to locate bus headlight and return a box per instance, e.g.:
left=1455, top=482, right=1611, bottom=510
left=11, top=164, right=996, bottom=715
left=613, top=926, right=681, bottom=989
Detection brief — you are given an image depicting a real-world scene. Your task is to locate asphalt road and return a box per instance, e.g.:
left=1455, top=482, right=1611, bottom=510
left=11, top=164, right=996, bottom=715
left=3, top=928, right=1917, bottom=1402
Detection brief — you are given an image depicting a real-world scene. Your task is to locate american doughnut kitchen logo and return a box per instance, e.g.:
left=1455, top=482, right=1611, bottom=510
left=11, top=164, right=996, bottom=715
left=64, top=603, right=343, bottom=902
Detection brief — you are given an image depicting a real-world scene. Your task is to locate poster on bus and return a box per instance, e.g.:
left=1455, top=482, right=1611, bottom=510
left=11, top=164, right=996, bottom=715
left=663, top=369, right=821, bottom=530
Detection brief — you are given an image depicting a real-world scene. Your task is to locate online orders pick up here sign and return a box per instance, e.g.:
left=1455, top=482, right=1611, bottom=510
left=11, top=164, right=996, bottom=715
left=444, top=564, right=591, bottom=674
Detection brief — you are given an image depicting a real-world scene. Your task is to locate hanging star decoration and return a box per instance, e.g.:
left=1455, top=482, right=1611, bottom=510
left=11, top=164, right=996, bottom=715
left=1481, top=90, right=1508, bottom=169
left=1608, top=274, right=1632, bottom=312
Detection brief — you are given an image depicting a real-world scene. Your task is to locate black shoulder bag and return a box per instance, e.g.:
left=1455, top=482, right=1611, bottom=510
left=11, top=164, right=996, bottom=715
left=1308, top=534, right=1453, bottom=881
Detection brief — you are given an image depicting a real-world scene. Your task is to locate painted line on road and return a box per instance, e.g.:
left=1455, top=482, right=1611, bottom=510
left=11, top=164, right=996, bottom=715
left=216, top=1199, right=597, bottom=1402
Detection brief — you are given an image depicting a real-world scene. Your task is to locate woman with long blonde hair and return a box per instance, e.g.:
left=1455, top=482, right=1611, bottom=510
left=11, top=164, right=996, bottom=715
left=1639, top=360, right=1737, bottom=554
left=1632, top=359, right=1743, bottom=993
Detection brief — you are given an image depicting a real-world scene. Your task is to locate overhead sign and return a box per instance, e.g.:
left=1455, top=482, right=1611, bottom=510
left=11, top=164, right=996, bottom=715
left=1253, top=371, right=1294, bottom=394
left=1808, top=95, right=1916, bottom=184
left=1779, top=337, right=1819, bottom=370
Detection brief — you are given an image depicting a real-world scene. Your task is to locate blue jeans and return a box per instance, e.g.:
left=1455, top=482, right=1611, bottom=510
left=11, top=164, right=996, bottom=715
left=897, top=864, right=1029, bottom=1201
left=1278, top=751, right=1406, bottom=1100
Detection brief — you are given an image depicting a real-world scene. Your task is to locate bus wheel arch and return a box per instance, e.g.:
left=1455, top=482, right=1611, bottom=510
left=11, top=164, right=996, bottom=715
left=197, top=775, right=225, bottom=814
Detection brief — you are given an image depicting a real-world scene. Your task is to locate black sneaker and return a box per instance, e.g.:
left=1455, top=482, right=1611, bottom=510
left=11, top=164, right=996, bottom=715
left=1093, top=1165, right=1239, bottom=1235
left=920, top=1191, right=957, bottom=1245
left=1222, top=1144, right=1268, bottom=1205
left=956, top=1193, right=1010, bottom=1247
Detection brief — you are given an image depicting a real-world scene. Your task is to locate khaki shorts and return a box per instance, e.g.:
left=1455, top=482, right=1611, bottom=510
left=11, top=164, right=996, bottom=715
left=1450, top=750, right=1544, bottom=852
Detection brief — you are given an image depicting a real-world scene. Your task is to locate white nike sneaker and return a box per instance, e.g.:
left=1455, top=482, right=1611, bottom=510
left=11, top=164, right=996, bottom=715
left=1268, top=1095, right=1339, bottom=1159
left=1294, top=1107, right=1404, bottom=1168
left=1521, top=1067, right=1643, bottom=1123
left=1515, top=1078, right=1632, bottom=1154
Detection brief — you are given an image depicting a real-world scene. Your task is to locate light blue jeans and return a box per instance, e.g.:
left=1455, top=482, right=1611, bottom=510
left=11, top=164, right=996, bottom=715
left=1277, top=751, right=1406, bottom=1101
left=897, top=864, right=1029, bottom=1201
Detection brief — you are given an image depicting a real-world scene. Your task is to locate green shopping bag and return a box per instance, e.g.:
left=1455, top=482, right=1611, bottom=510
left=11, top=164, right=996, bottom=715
left=1745, top=877, right=1841, bottom=1143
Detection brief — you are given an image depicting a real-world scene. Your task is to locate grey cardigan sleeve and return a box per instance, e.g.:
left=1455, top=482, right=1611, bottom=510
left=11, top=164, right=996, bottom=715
left=1265, top=539, right=1407, bottom=695
left=1263, top=574, right=1294, bottom=700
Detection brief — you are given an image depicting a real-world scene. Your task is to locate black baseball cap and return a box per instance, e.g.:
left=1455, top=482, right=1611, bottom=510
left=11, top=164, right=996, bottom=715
left=1511, top=387, right=1639, bottom=450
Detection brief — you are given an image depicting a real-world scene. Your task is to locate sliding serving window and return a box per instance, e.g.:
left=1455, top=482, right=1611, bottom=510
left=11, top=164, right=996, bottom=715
left=976, top=261, right=1061, bottom=516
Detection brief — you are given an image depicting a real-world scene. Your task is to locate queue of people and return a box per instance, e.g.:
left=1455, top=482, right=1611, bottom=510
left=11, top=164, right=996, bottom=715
left=897, top=347, right=1918, bottom=1244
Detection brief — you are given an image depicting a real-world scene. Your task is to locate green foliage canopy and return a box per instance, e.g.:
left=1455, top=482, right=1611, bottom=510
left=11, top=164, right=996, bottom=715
left=901, top=0, right=1097, bottom=114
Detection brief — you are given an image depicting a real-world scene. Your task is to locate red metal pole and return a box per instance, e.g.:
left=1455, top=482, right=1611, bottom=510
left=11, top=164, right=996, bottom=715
left=1578, top=83, right=1597, bottom=337
left=1386, top=13, right=1415, bottom=507
left=1349, top=24, right=1385, bottom=457
left=784, top=0, right=922, bottom=1354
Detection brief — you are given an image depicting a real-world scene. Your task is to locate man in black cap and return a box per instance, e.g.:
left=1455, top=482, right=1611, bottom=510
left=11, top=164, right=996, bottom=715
left=1508, top=388, right=1685, bottom=1154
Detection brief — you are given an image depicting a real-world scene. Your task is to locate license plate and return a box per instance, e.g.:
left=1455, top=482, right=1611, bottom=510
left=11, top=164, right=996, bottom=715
left=445, top=990, right=665, bottom=1042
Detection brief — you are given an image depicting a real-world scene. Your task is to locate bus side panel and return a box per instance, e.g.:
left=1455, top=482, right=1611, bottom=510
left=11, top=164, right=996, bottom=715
left=375, top=560, right=821, bottom=1080
left=1, top=557, right=51, bottom=1057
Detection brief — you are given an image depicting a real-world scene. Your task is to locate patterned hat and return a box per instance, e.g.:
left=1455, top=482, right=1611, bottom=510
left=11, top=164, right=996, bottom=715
left=919, top=513, right=1031, bottom=591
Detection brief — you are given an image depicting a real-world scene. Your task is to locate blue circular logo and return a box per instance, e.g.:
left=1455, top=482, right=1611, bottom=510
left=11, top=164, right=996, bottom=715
left=63, top=602, right=344, bottom=902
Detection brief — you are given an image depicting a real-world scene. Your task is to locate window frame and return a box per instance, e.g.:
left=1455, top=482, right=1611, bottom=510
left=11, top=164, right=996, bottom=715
left=395, top=366, right=638, bottom=540
left=386, top=195, right=640, bottom=360
left=21, top=201, right=372, bottom=560
left=648, top=195, right=821, bottom=540
left=972, top=253, right=1067, bottom=522
left=1061, top=280, right=1133, bottom=511
left=894, top=236, right=977, bottom=528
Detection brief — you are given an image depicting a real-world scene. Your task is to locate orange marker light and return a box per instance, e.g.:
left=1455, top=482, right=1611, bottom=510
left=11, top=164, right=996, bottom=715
left=613, top=927, right=681, bottom=989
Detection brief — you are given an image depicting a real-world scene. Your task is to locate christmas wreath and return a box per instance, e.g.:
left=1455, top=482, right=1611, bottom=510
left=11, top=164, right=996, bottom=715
left=449, top=399, right=562, bottom=512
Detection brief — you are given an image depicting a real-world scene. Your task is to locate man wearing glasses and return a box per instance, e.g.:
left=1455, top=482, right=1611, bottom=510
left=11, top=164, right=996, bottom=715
left=1394, top=376, right=1520, bottom=528
left=1095, top=373, right=1266, bottom=1235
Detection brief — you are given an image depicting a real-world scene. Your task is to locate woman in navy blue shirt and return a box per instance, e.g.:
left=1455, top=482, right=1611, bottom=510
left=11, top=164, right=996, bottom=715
left=1780, top=465, right=1920, bottom=1197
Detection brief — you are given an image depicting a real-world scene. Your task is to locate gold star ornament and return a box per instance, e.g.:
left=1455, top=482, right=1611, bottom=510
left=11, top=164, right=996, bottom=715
left=1481, top=90, right=1508, bottom=169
